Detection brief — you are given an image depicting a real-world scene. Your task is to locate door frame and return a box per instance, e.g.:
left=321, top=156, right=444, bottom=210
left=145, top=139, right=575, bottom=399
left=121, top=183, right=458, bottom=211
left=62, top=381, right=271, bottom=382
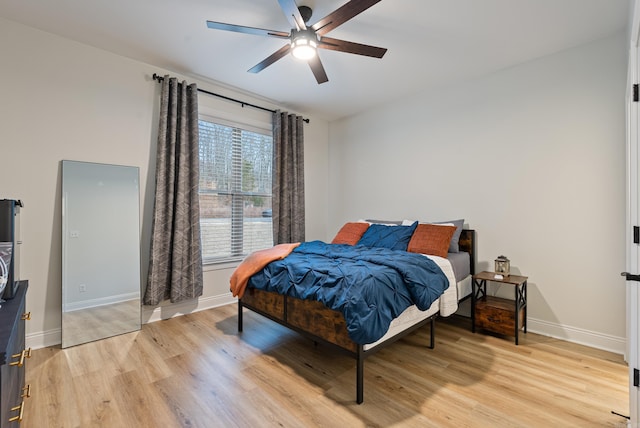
left=627, top=1, right=640, bottom=424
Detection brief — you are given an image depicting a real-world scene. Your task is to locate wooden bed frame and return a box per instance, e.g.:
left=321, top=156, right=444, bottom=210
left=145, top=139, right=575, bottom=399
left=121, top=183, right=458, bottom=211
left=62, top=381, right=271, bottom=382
left=238, top=229, right=476, bottom=404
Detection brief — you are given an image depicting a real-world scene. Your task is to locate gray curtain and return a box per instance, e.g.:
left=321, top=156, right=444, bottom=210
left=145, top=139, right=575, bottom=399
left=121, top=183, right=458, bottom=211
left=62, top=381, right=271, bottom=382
left=272, top=110, right=305, bottom=244
left=144, top=76, right=203, bottom=305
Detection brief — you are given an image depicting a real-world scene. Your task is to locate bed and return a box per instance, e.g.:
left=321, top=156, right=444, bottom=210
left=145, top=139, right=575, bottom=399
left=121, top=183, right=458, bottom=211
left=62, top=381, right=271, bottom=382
left=234, top=223, right=475, bottom=404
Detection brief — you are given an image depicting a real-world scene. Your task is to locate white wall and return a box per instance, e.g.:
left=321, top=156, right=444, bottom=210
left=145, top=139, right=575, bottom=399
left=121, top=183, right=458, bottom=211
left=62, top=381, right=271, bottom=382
left=0, top=17, right=330, bottom=347
left=329, top=33, right=628, bottom=353
left=0, top=14, right=625, bottom=353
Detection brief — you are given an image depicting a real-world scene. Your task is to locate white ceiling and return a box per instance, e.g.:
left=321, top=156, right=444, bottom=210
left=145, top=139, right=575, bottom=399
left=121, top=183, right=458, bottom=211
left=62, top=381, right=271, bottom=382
left=0, top=0, right=630, bottom=121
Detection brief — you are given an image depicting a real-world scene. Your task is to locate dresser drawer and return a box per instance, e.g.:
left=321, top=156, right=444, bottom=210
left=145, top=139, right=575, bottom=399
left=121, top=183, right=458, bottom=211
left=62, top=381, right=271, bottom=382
left=0, top=282, right=29, bottom=427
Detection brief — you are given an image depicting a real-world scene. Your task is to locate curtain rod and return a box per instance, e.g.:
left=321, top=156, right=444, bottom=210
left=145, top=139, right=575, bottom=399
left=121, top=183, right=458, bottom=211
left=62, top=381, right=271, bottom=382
left=152, top=73, right=309, bottom=124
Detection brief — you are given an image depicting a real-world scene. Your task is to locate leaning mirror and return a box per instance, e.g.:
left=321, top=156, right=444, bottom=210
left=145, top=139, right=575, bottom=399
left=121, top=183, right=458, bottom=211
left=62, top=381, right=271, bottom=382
left=61, top=160, right=141, bottom=348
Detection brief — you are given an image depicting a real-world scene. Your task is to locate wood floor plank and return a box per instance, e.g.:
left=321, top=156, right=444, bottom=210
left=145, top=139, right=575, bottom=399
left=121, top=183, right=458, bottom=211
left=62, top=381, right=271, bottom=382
left=111, top=368, right=182, bottom=428
left=23, top=305, right=629, bottom=427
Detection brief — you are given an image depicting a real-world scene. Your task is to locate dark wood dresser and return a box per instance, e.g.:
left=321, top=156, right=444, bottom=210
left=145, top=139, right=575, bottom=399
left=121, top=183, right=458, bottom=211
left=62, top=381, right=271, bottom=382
left=0, top=281, right=29, bottom=426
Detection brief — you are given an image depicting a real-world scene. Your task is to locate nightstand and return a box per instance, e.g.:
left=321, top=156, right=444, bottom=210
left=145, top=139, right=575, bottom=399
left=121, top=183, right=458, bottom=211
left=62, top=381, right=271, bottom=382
left=472, top=271, right=527, bottom=345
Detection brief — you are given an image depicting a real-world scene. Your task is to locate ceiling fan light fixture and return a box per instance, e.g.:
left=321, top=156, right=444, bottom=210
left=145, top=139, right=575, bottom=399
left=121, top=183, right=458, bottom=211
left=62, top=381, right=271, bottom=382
left=206, top=1, right=388, bottom=84
left=291, top=29, right=318, bottom=60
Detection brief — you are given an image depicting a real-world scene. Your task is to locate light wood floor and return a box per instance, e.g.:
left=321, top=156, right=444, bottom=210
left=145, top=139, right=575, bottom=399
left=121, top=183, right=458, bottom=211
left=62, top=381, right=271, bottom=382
left=24, top=304, right=628, bottom=427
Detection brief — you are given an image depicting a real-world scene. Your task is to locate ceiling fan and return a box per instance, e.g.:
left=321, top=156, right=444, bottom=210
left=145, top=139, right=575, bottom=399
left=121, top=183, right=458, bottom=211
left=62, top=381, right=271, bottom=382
left=206, top=0, right=387, bottom=84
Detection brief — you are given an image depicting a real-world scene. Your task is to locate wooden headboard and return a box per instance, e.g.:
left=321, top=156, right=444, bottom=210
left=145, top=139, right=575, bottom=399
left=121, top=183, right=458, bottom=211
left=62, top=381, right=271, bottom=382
left=458, top=229, right=476, bottom=275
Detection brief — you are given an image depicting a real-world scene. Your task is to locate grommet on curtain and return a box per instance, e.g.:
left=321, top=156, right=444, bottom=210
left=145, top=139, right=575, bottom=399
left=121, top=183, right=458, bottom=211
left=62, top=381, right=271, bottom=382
left=151, top=72, right=309, bottom=123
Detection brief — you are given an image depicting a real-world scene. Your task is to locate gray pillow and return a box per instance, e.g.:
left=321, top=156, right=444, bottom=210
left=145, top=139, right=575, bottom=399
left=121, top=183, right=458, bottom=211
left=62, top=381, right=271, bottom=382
left=434, top=219, right=464, bottom=253
left=364, top=219, right=403, bottom=225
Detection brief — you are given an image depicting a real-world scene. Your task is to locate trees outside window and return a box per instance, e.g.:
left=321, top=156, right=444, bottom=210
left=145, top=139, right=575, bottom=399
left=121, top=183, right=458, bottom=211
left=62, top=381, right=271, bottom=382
left=198, top=119, right=273, bottom=262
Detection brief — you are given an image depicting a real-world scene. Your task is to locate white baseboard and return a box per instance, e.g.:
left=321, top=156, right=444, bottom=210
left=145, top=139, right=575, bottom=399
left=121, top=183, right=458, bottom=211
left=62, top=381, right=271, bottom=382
left=27, top=296, right=626, bottom=356
left=141, top=293, right=236, bottom=323
left=453, top=305, right=626, bottom=355
left=527, top=317, right=626, bottom=355
left=64, top=292, right=139, bottom=312
left=27, top=328, right=62, bottom=350
left=27, top=292, right=237, bottom=350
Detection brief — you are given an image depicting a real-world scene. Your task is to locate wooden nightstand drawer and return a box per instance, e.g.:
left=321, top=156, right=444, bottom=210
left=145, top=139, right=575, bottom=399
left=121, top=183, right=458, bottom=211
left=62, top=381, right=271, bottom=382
left=475, top=296, right=524, bottom=337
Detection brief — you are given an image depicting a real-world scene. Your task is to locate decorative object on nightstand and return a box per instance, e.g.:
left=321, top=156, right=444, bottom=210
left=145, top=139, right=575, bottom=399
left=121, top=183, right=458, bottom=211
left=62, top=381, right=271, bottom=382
left=472, top=271, right=527, bottom=345
left=494, top=255, right=510, bottom=276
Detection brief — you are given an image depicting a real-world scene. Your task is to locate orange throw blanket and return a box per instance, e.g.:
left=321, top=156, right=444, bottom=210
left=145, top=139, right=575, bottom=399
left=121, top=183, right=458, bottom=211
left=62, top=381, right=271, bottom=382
left=230, top=243, right=300, bottom=298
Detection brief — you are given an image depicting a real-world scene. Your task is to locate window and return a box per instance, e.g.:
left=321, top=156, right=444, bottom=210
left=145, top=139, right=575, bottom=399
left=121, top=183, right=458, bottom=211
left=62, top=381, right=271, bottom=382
left=198, top=118, right=273, bottom=263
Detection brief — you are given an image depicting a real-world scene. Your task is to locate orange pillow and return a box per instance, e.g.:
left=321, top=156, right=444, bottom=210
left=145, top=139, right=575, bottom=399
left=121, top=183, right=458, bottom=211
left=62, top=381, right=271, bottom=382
left=407, top=224, right=456, bottom=258
left=331, top=222, right=370, bottom=245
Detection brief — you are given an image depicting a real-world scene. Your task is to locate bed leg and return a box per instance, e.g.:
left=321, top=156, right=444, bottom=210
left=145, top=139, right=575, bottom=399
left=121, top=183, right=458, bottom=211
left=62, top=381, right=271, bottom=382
left=238, top=299, right=243, bottom=333
left=357, top=346, right=364, bottom=404
left=429, top=317, right=435, bottom=349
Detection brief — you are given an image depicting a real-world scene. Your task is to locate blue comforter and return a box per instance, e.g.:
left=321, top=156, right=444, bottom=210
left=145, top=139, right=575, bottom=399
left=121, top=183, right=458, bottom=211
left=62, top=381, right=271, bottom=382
left=247, top=241, right=449, bottom=344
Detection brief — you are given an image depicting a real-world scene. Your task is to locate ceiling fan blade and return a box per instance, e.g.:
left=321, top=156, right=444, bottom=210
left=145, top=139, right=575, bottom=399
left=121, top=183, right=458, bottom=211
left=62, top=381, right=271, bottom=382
left=311, top=0, right=382, bottom=36
left=277, top=0, right=307, bottom=30
left=206, top=21, right=290, bottom=39
left=308, top=55, right=329, bottom=84
left=319, top=37, right=387, bottom=58
left=248, top=44, right=292, bottom=74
